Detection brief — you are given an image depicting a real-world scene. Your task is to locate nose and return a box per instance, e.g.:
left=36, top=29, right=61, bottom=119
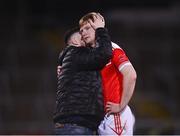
left=81, top=31, right=87, bottom=38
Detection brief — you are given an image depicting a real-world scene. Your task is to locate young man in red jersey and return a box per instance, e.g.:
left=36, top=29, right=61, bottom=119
left=79, top=12, right=137, bottom=135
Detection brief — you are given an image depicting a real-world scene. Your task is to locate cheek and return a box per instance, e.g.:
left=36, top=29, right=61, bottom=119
left=90, top=32, right=95, bottom=39
left=90, top=28, right=95, bottom=33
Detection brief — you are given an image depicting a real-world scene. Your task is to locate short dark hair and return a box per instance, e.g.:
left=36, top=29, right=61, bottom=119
left=64, top=26, right=80, bottom=45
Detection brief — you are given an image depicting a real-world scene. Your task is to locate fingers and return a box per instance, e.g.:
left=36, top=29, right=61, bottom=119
left=106, top=102, right=113, bottom=110
left=57, top=65, right=62, bottom=75
left=97, top=13, right=104, bottom=22
left=87, top=13, right=105, bottom=29
left=106, top=104, right=113, bottom=117
left=91, top=14, right=97, bottom=22
left=57, top=66, right=61, bottom=69
left=87, top=19, right=96, bottom=30
left=94, top=14, right=103, bottom=22
left=88, top=19, right=93, bottom=26
left=57, top=70, right=60, bottom=75
left=91, top=13, right=104, bottom=23
left=105, top=102, right=111, bottom=110
left=106, top=102, right=113, bottom=105
left=105, top=102, right=112, bottom=115
left=106, top=107, right=112, bottom=117
left=106, top=105, right=111, bottom=111
left=106, top=102, right=120, bottom=114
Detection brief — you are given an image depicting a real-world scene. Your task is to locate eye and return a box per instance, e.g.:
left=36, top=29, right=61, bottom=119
left=79, top=29, right=83, bottom=34
left=85, top=26, right=90, bottom=31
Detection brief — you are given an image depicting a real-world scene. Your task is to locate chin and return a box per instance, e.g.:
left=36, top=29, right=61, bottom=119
left=85, top=40, right=92, bottom=45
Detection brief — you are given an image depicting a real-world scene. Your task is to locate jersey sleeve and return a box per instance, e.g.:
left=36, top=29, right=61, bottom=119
left=112, top=48, right=131, bottom=71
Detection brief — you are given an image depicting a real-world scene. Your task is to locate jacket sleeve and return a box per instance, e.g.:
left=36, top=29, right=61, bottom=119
left=58, top=46, right=72, bottom=66
left=76, top=28, right=112, bottom=71
left=58, top=50, right=65, bottom=66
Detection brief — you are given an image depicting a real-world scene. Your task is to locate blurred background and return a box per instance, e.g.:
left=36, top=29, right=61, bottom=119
left=0, top=0, right=180, bottom=134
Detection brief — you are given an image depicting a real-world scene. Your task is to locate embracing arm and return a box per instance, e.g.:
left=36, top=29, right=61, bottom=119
left=76, top=14, right=112, bottom=71
left=76, top=28, right=112, bottom=71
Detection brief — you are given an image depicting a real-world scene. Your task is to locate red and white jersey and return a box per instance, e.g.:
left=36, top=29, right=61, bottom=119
left=101, top=42, right=131, bottom=108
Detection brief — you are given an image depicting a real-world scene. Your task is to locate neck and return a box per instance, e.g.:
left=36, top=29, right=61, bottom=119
left=86, top=43, right=96, bottom=48
left=86, top=40, right=96, bottom=48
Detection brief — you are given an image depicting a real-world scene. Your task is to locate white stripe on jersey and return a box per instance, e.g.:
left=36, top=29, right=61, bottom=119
left=111, top=42, right=122, bottom=50
left=119, top=62, right=132, bottom=71
left=111, top=42, right=132, bottom=71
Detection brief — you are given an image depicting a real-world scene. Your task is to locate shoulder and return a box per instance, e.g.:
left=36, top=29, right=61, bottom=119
left=66, top=46, right=90, bottom=56
left=111, top=42, right=125, bottom=53
left=65, top=45, right=79, bottom=52
left=111, top=42, right=122, bottom=50
left=59, top=45, right=77, bottom=57
left=111, top=42, right=127, bottom=56
left=66, top=45, right=77, bottom=49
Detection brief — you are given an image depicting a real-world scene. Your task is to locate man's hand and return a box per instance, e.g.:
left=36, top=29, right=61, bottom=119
left=106, top=102, right=123, bottom=116
left=57, top=65, right=62, bottom=77
left=88, top=13, right=105, bottom=30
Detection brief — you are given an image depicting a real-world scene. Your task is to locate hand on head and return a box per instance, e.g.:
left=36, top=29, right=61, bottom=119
left=96, top=13, right=105, bottom=23
left=88, top=13, right=105, bottom=30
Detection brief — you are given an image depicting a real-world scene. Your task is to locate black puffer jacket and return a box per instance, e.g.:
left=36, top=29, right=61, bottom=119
left=53, top=28, right=112, bottom=129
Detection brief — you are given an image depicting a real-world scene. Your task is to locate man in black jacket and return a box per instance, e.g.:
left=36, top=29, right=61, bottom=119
left=54, top=14, right=112, bottom=135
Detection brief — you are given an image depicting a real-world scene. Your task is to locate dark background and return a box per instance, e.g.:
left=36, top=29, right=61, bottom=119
left=0, top=0, right=180, bottom=134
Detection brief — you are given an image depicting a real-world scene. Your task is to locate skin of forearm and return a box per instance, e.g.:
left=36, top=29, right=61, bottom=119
left=119, top=65, right=137, bottom=111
